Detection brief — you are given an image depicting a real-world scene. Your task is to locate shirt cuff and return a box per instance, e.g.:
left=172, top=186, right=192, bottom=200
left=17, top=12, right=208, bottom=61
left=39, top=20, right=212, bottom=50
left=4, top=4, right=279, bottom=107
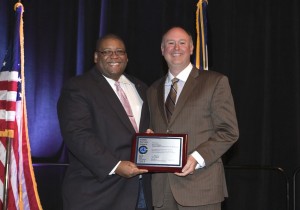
left=191, top=151, right=205, bottom=169
left=109, top=161, right=121, bottom=175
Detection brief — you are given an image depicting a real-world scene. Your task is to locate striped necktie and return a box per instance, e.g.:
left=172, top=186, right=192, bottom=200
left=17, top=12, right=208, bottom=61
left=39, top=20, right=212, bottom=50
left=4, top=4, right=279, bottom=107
left=115, top=81, right=139, bottom=132
left=165, top=78, right=179, bottom=122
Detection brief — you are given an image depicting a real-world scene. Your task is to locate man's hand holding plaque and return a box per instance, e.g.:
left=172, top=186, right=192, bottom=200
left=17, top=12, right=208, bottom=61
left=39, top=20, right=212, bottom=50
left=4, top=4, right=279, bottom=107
left=115, top=160, right=148, bottom=178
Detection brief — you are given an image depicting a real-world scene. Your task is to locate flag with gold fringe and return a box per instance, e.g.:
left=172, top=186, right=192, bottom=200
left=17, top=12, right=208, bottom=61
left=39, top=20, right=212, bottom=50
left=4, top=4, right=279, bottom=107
left=0, top=3, right=43, bottom=210
left=195, top=0, right=208, bottom=70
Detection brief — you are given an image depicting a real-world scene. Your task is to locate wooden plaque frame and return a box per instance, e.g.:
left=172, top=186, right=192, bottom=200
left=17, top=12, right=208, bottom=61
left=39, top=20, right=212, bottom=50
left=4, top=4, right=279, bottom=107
left=131, top=133, right=188, bottom=172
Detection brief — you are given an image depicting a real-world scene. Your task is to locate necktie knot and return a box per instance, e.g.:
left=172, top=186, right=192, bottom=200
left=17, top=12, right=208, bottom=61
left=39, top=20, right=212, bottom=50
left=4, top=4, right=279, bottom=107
left=115, top=81, right=121, bottom=90
left=172, top=78, right=179, bottom=85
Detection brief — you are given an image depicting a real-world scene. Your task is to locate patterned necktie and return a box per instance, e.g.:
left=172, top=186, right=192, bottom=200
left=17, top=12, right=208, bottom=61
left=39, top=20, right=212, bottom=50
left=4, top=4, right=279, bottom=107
left=115, top=81, right=139, bottom=132
left=165, top=78, right=179, bottom=122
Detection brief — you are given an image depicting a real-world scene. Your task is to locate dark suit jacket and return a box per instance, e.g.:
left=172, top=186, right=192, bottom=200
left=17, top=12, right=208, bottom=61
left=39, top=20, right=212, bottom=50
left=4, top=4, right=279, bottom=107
left=147, top=67, right=239, bottom=207
left=57, top=67, right=152, bottom=210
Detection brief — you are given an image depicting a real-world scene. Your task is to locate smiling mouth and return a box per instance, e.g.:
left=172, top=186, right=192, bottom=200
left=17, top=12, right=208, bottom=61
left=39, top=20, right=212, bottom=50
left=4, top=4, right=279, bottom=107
left=108, top=62, right=121, bottom=66
left=171, top=53, right=182, bottom=57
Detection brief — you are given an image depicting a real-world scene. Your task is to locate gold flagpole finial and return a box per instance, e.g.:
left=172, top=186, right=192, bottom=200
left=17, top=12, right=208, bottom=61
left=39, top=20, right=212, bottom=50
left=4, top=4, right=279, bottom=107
left=14, top=2, right=23, bottom=11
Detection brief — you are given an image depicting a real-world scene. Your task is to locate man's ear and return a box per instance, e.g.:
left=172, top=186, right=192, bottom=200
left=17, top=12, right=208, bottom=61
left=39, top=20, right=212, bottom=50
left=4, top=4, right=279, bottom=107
left=94, top=52, right=98, bottom=63
left=190, top=44, right=194, bottom=55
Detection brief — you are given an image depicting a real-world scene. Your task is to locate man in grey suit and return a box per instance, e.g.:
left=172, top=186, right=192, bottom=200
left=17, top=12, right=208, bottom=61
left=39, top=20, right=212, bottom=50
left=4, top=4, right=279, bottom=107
left=57, top=34, right=152, bottom=210
left=147, top=27, right=239, bottom=210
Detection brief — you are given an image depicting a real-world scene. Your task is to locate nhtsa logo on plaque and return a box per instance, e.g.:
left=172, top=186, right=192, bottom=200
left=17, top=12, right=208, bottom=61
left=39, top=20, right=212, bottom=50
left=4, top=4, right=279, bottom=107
left=139, top=146, right=148, bottom=154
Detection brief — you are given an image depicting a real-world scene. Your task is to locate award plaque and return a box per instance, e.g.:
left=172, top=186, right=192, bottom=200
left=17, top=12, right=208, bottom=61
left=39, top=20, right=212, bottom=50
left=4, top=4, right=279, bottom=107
left=131, top=133, right=188, bottom=172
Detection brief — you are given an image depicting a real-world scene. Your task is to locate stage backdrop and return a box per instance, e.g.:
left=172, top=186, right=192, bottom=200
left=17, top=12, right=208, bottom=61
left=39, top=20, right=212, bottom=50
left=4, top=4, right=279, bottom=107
left=1, top=0, right=299, bottom=209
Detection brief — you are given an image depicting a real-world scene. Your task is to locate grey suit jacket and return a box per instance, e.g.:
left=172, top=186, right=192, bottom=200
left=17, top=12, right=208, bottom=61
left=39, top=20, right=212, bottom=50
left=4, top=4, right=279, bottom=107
left=57, top=67, right=152, bottom=210
left=147, top=67, right=239, bottom=207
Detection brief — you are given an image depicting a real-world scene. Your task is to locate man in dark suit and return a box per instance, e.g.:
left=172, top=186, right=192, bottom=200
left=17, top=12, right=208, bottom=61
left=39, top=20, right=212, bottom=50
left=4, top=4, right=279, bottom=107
left=147, top=27, right=239, bottom=210
left=57, top=34, right=152, bottom=210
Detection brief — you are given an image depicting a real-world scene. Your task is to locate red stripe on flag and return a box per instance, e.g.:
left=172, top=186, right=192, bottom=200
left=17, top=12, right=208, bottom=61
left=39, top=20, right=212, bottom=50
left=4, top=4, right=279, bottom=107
left=0, top=81, right=18, bottom=91
left=0, top=120, right=16, bottom=130
left=0, top=100, right=17, bottom=111
left=7, top=181, right=18, bottom=210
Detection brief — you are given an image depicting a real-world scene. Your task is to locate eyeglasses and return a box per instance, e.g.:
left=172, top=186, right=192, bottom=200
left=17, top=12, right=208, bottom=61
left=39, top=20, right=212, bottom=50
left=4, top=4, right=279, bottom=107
left=97, top=50, right=126, bottom=57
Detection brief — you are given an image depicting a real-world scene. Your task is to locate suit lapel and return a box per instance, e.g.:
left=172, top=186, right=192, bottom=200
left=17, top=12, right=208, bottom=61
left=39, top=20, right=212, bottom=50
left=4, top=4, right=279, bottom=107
left=157, top=76, right=168, bottom=125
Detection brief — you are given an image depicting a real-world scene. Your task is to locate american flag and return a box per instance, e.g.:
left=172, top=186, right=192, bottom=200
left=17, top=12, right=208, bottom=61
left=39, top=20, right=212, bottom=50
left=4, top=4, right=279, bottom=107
left=0, top=3, right=42, bottom=210
left=195, top=0, right=208, bottom=70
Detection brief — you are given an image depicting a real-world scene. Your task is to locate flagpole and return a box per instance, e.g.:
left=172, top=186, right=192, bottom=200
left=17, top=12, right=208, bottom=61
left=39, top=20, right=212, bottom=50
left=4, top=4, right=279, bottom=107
left=3, top=138, right=12, bottom=210
left=195, top=0, right=208, bottom=70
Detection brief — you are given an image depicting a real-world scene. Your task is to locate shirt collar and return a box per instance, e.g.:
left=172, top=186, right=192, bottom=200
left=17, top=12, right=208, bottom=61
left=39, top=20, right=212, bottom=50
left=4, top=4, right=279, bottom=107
left=103, top=74, right=131, bottom=86
left=166, top=63, right=193, bottom=84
